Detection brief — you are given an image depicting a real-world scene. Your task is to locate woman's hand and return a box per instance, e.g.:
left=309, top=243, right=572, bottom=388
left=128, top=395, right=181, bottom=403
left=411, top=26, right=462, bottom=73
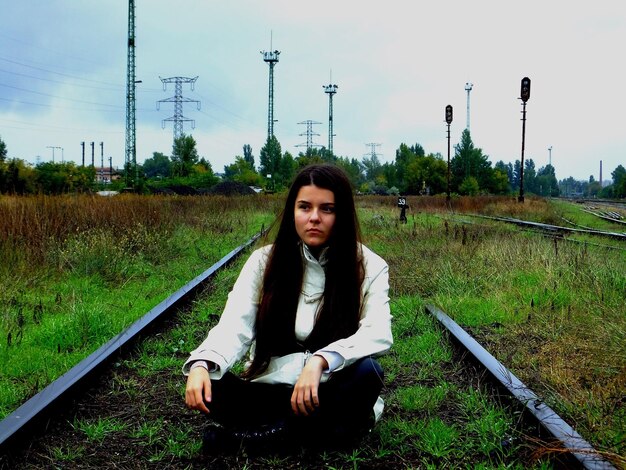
left=291, top=355, right=328, bottom=416
left=185, top=366, right=212, bottom=414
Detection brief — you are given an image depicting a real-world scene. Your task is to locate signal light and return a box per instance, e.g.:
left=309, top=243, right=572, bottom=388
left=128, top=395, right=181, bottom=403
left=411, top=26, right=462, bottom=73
left=520, top=77, right=531, bottom=103
left=445, top=105, right=453, bottom=124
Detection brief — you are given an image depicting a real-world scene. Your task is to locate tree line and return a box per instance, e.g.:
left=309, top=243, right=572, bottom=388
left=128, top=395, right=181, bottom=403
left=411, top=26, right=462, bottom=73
left=1, top=133, right=625, bottom=198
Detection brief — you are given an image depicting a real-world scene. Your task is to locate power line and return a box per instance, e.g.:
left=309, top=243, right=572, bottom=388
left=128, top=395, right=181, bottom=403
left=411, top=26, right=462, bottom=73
left=0, top=56, right=127, bottom=89
left=0, top=68, right=123, bottom=92
left=0, top=83, right=126, bottom=109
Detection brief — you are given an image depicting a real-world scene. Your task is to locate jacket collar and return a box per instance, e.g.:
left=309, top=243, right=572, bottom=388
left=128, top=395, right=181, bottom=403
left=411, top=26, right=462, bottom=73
left=301, top=242, right=329, bottom=268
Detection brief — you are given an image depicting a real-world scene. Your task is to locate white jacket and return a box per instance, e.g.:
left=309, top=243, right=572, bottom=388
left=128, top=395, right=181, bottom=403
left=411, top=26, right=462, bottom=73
left=183, top=243, right=393, bottom=415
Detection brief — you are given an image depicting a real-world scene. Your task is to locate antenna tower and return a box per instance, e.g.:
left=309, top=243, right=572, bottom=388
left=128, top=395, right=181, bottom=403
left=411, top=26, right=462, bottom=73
left=124, top=0, right=137, bottom=186
left=157, top=76, right=200, bottom=143
left=465, top=82, right=473, bottom=131
left=296, top=120, right=322, bottom=151
left=261, top=34, right=280, bottom=140
left=323, top=74, right=338, bottom=154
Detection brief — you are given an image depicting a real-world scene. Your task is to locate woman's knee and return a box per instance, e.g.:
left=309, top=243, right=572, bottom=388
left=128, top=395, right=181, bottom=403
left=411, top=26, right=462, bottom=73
left=352, top=357, right=384, bottom=384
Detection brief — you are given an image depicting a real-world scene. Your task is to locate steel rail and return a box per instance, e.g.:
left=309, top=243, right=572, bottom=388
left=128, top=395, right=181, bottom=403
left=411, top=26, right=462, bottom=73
left=467, top=213, right=626, bottom=240
left=581, top=209, right=626, bottom=226
left=0, top=231, right=264, bottom=453
left=426, top=304, right=616, bottom=470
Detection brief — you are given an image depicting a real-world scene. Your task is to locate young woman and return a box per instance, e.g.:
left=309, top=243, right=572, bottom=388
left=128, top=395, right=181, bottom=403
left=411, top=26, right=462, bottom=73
left=183, top=163, right=393, bottom=451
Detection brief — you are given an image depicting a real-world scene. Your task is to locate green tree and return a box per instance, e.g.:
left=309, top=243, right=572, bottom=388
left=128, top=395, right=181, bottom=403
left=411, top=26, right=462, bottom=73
left=243, top=144, right=255, bottom=169
left=459, top=176, right=480, bottom=195
left=142, top=152, right=171, bottom=178
left=450, top=130, right=492, bottom=193
left=490, top=168, right=511, bottom=194
left=2, top=159, right=36, bottom=194
left=523, top=159, right=537, bottom=194
left=224, top=156, right=262, bottom=186
left=612, top=165, right=626, bottom=198
left=35, top=162, right=95, bottom=194
left=336, top=157, right=364, bottom=190
left=0, top=136, right=7, bottom=192
left=279, top=151, right=296, bottom=188
left=0, top=136, right=7, bottom=163
left=171, top=134, right=199, bottom=177
left=259, top=135, right=282, bottom=182
left=495, top=160, right=513, bottom=191
left=536, top=164, right=559, bottom=197
left=362, top=153, right=384, bottom=185
left=395, top=143, right=416, bottom=191
left=404, top=153, right=447, bottom=195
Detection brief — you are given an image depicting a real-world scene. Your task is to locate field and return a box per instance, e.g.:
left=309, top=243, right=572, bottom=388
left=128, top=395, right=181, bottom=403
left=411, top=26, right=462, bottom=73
left=0, top=194, right=624, bottom=469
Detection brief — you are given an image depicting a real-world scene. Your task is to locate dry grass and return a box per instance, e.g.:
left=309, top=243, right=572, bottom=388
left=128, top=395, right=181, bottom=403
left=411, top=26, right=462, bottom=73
left=0, top=194, right=280, bottom=267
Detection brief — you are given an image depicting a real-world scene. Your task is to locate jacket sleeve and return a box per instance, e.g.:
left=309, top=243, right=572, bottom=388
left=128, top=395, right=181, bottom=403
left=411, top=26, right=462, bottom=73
left=182, top=245, right=269, bottom=378
left=316, top=246, right=393, bottom=370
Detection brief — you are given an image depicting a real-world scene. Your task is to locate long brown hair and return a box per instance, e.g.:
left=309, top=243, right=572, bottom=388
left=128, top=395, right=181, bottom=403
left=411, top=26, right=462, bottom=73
left=243, top=164, right=364, bottom=378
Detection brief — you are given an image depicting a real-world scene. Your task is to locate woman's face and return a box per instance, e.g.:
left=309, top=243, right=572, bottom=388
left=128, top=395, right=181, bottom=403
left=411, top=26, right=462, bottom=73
left=294, top=184, right=336, bottom=249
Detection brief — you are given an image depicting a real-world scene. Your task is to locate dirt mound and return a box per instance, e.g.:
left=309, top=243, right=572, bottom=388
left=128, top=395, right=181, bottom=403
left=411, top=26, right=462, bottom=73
left=206, top=181, right=257, bottom=196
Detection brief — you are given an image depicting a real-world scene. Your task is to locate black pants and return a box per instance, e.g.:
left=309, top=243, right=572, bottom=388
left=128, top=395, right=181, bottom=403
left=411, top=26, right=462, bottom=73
left=207, top=357, right=384, bottom=431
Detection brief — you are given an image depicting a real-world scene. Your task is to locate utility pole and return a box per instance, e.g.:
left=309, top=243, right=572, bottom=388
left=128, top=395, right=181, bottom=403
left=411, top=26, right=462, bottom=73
left=296, top=120, right=322, bottom=152
left=261, top=33, right=280, bottom=140
left=46, top=146, right=60, bottom=163
left=81, top=141, right=85, bottom=167
left=465, top=82, right=473, bottom=131
left=100, top=142, right=104, bottom=183
left=90, top=141, right=95, bottom=167
left=125, top=0, right=138, bottom=188
left=548, top=146, right=552, bottom=166
left=323, top=75, right=338, bottom=154
left=157, top=76, right=200, bottom=143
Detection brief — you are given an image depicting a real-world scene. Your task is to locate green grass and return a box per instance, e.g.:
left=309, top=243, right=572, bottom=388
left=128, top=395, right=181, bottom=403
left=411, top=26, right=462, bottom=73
left=1, top=195, right=624, bottom=469
left=73, top=417, right=128, bottom=443
left=0, top=195, right=276, bottom=419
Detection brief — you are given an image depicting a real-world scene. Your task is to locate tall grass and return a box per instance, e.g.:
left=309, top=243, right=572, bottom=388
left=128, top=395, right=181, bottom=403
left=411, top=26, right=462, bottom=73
left=359, top=202, right=625, bottom=461
left=0, top=194, right=623, bottom=466
left=0, top=194, right=279, bottom=419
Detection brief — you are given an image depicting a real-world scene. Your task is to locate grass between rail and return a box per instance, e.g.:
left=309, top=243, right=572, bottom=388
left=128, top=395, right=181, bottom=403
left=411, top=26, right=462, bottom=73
left=1, top=195, right=624, bottom=469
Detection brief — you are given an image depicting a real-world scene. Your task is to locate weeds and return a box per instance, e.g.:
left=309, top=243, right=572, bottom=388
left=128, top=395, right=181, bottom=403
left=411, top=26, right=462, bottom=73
left=73, top=417, right=127, bottom=443
left=1, top=195, right=623, bottom=469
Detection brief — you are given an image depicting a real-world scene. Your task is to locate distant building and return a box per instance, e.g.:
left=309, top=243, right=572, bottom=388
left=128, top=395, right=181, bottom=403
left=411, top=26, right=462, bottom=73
left=95, top=167, right=121, bottom=184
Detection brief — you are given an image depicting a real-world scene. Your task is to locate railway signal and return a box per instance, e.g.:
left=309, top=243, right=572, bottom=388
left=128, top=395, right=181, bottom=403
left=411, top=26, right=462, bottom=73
left=518, top=77, right=531, bottom=202
left=520, top=77, right=531, bottom=103
left=445, top=105, right=453, bottom=202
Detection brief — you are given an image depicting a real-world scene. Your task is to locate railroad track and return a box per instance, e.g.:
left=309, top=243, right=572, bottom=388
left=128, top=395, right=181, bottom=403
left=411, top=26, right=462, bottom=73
left=0, top=230, right=263, bottom=456
left=581, top=206, right=626, bottom=226
left=427, top=305, right=616, bottom=470
left=465, top=214, right=626, bottom=240
left=0, top=230, right=619, bottom=469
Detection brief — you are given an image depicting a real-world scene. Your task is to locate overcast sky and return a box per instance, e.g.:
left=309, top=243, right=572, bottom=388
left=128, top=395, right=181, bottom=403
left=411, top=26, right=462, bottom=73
left=1, top=0, right=624, bottom=182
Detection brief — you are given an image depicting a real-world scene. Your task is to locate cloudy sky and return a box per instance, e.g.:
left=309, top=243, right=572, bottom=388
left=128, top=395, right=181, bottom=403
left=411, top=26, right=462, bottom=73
left=1, top=0, right=624, bottom=182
